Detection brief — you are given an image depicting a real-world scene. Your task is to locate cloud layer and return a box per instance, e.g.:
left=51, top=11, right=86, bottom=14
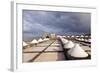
left=23, top=10, right=91, bottom=41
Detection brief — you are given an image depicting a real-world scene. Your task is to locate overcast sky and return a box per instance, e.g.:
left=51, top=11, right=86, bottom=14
left=23, top=10, right=91, bottom=41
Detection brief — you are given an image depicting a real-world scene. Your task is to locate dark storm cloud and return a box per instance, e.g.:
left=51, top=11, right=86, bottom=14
left=23, top=10, right=91, bottom=40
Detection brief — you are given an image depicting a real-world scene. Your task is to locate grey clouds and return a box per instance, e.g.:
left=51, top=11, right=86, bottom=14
left=23, top=10, right=91, bottom=41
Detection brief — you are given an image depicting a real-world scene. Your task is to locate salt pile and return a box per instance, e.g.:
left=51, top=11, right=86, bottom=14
left=38, top=38, right=43, bottom=42
left=31, top=39, right=38, bottom=44
left=61, top=38, right=68, bottom=44
left=43, top=38, right=49, bottom=41
left=80, top=35, right=84, bottom=38
left=68, top=44, right=88, bottom=58
left=81, top=38, right=84, bottom=41
left=23, top=42, right=27, bottom=46
left=78, top=38, right=81, bottom=41
left=64, top=41, right=74, bottom=49
left=76, top=36, right=79, bottom=38
left=71, top=35, right=74, bottom=38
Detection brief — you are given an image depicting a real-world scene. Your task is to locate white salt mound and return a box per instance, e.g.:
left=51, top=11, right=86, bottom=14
left=38, top=38, right=43, bottom=42
left=43, top=38, right=49, bottom=41
left=31, top=39, right=38, bottom=44
left=60, top=38, right=64, bottom=41
left=61, top=39, right=68, bottom=44
left=64, top=41, right=74, bottom=48
left=23, top=42, right=27, bottom=46
left=68, top=44, right=88, bottom=58
left=78, top=38, right=81, bottom=41
left=81, top=38, right=84, bottom=41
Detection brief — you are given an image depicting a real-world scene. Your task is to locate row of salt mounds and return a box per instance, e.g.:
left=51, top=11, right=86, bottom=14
left=68, top=44, right=88, bottom=58
left=77, top=38, right=84, bottom=41
left=60, top=37, right=88, bottom=58
left=60, top=37, right=74, bottom=49
left=77, top=38, right=91, bottom=43
left=60, top=37, right=75, bottom=49
left=31, top=38, right=50, bottom=44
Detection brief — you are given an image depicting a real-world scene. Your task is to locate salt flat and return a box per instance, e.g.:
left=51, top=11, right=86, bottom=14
left=34, top=52, right=65, bottom=62
left=23, top=39, right=91, bottom=62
